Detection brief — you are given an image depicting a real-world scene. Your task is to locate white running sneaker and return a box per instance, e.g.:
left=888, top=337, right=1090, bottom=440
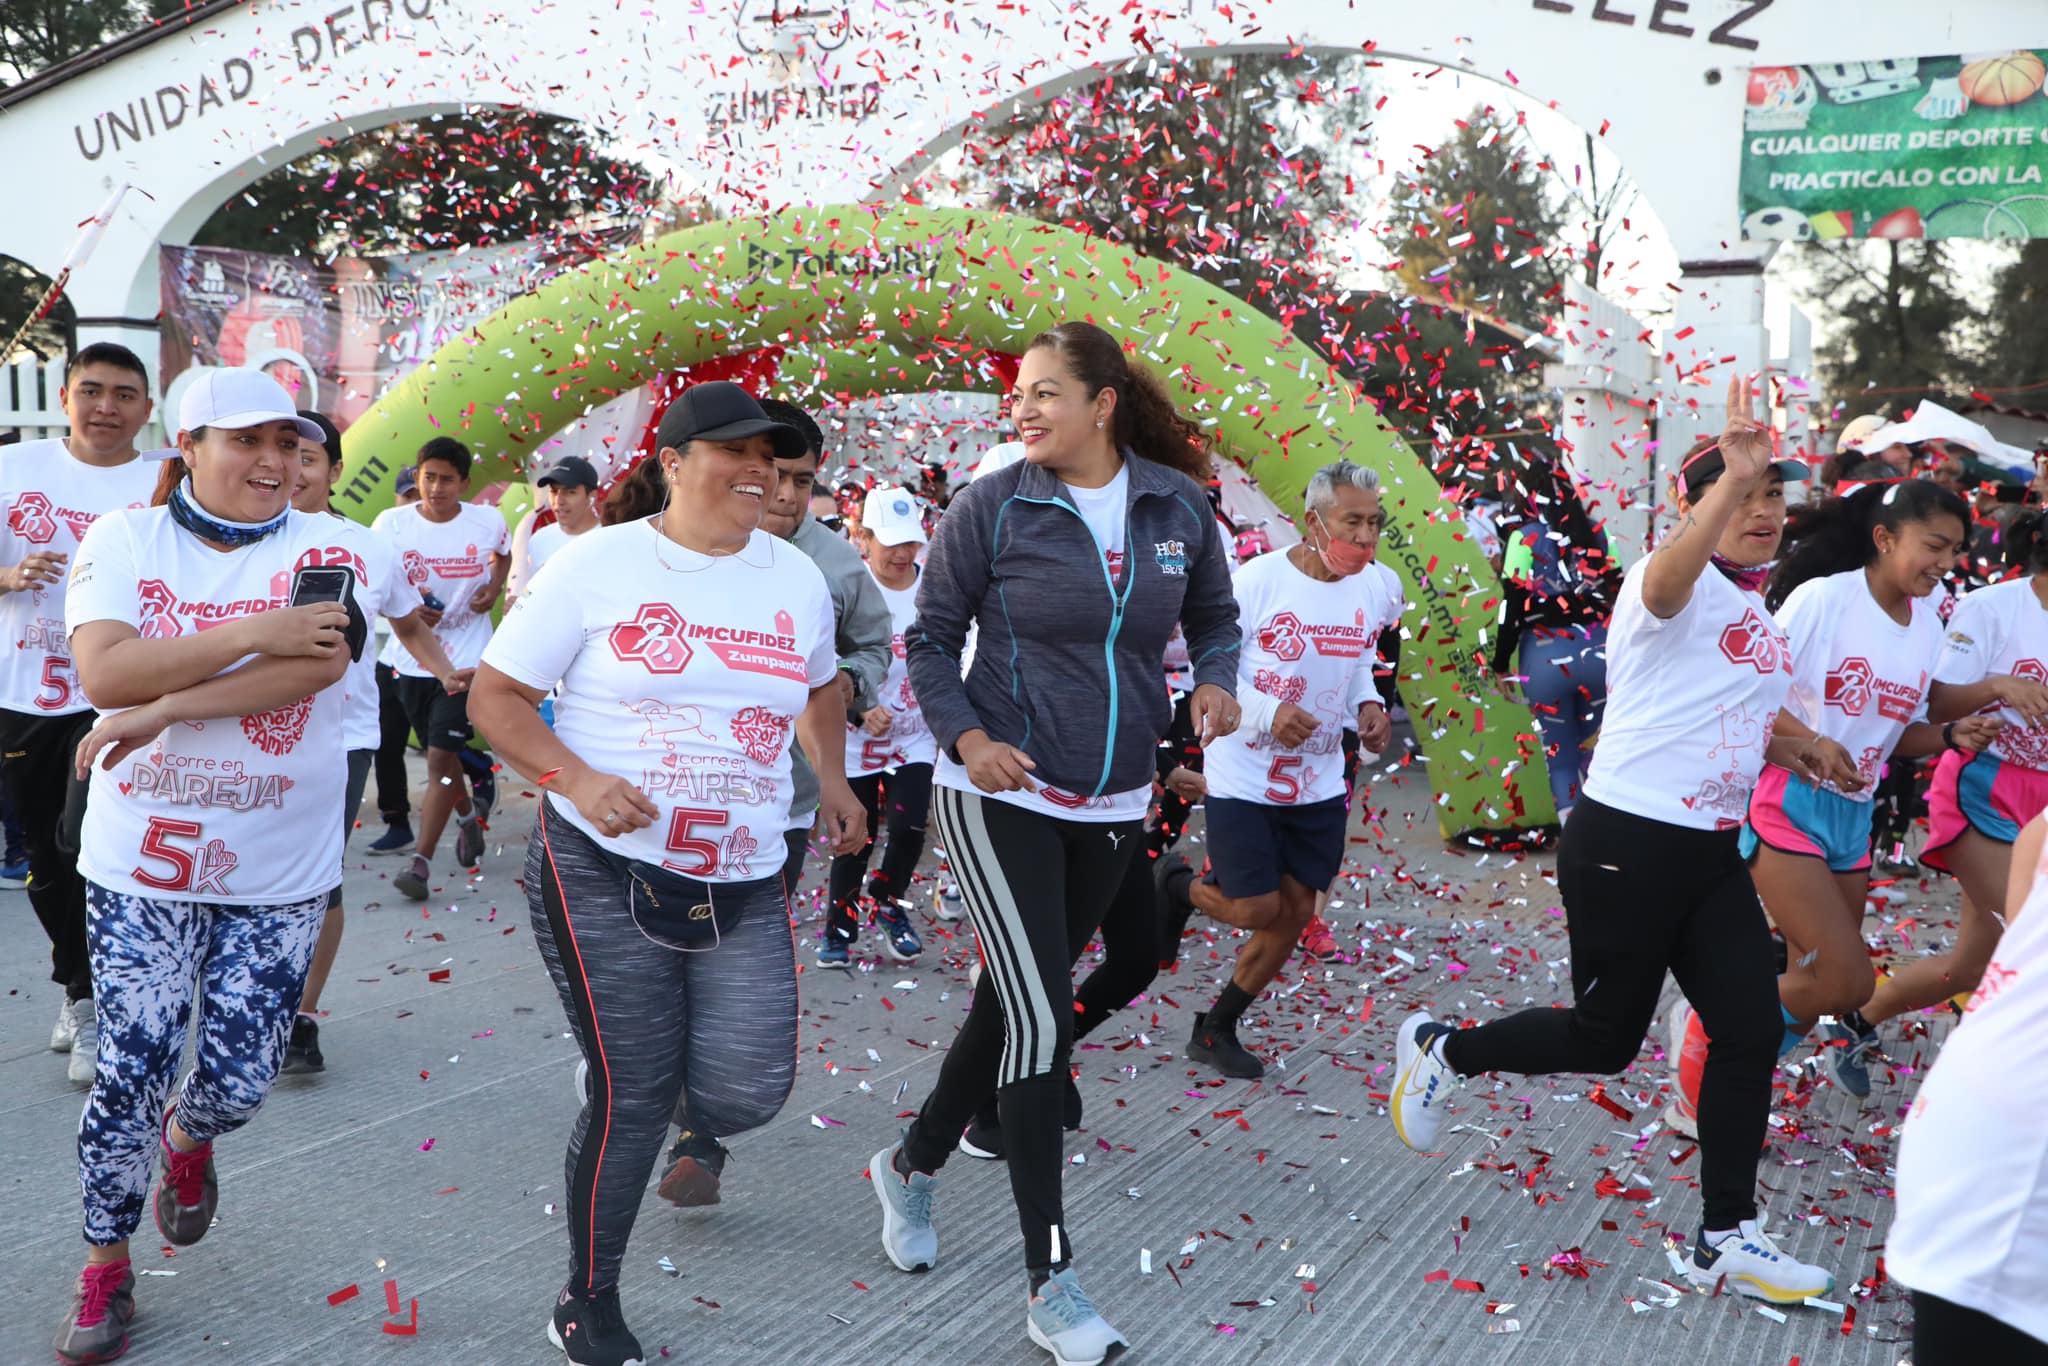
left=1026, top=1268, right=1128, bottom=1365
left=51, top=997, right=79, bottom=1052
left=934, top=883, right=965, bottom=922
left=1391, top=1011, right=1459, bottom=1152
left=67, top=1001, right=98, bottom=1087
left=870, top=1145, right=940, bottom=1273
left=1663, top=1001, right=1699, bottom=1139
left=1686, top=1220, right=1835, bottom=1304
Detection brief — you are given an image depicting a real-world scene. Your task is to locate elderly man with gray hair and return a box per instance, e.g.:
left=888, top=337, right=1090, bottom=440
left=1160, top=459, right=1404, bottom=1078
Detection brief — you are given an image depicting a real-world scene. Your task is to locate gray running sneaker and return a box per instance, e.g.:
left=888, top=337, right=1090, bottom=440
left=1026, top=1268, right=1128, bottom=1365
left=53, top=1260, right=135, bottom=1365
left=67, top=1002, right=98, bottom=1087
left=395, top=854, right=430, bottom=901
left=870, top=1145, right=939, bottom=1272
left=153, top=1121, right=218, bottom=1246
left=1823, top=1022, right=1881, bottom=1098
left=455, top=815, right=485, bottom=870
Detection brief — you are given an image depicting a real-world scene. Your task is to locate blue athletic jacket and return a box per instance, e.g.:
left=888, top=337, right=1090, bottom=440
left=906, top=454, right=1241, bottom=798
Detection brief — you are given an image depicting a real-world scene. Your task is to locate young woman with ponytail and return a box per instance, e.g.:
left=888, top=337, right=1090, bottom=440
left=1664, top=480, right=1993, bottom=1124
left=1828, top=508, right=2048, bottom=1091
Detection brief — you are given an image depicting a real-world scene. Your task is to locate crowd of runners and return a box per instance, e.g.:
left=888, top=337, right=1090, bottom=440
left=6, top=336, right=2045, bottom=1366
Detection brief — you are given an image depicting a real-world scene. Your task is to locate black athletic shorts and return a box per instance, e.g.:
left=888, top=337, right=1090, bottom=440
left=396, top=674, right=473, bottom=753
left=1204, top=794, right=1348, bottom=898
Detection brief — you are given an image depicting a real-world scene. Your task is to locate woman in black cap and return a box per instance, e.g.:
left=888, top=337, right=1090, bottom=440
left=467, top=381, right=867, bottom=1366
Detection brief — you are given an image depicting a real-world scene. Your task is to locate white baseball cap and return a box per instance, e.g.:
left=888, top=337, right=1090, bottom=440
left=176, top=368, right=324, bottom=442
left=862, top=485, right=927, bottom=546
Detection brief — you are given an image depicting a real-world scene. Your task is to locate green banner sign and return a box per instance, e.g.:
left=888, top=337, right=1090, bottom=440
left=1738, top=51, right=2048, bottom=240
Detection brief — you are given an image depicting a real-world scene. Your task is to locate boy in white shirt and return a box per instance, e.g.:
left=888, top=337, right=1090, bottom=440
left=370, top=438, right=509, bottom=899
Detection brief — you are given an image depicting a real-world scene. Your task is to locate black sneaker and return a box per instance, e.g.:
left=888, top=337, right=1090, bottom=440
left=548, top=1285, right=644, bottom=1366
left=1154, top=852, right=1197, bottom=970
left=366, top=822, right=415, bottom=856
left=655, top=1129, right=728, bottom=1207
left=471, top=767, right=497, bottom=827
left=282, top=1014, right=325, bottom=1074
left=959, top=1109, right=1004, bottom=1161
left=1187, top=1012, right=1264, bottom=1079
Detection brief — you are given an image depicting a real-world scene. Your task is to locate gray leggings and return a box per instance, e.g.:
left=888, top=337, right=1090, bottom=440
left=526, top=801, right=799, bottom=1295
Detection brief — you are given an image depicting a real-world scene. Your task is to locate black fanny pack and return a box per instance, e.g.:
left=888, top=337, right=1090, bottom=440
left=604, top=854, right=770, bottom=952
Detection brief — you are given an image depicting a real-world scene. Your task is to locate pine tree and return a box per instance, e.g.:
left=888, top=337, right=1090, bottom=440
left=1788, top=240, right=1972, bottom=415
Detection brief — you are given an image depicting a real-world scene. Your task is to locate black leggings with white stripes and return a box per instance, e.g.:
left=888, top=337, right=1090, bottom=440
left=527, top=802, right=798, bottom=1295
left=902, top=785, right=1141, bottom=1275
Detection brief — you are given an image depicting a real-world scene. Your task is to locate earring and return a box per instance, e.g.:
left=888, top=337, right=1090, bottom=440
left=1096, top=420, right=1106, bottom=429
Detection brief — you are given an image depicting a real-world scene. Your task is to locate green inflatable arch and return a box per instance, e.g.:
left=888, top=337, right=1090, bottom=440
left=337, top=207, right=1548, bottom=835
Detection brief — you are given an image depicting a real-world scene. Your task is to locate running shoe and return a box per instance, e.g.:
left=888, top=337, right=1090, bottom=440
left=282, top=1014, right=325, bottom=1074
left=1187, top=1013, right=1263, bottom=1079
left=1390, top=1011, right=1459, bottom=1152
left=1823, top=1021, right=1882, bottom=1098
left=455, top=814, right=485, bottom=870
left=877, top=903, right=923, bottom=961
left=548, top=1285, right=644, bottom=1366
left=366, top=822, right=415, bottom=856
left=153, top=1114, right=218, bottom=1246
left=395, top=854, right=431, bottom=901
left=1298, top=915, right=1338, bottom=959
left=52, top=1259, right=134, bottom=1366
left=575, top=1059, right=590, bottom=1107
left=816, top=931, right=853, bottom=969
left=1664, top=1002, right=1704, bottom=1138
left=67, top=1001, right=98, bottom=1087
left=871, top=1144, right=940, bottom=1273
left=1686, top=1220, right=1836, bottom=1304
left=934, top=882, right=965, bottom=921
left=656, top=1130, right=728, bottom=1208
left=0, top=859, right=26, bottom=889
left=959, top=1111, right=1004, bottom=1161
left=51, top=995, right=81, bottom=1052
left=1026, top=1268, right=1128, bottom=1366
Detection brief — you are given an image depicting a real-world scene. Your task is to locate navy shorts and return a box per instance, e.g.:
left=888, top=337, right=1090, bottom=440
left=1205, top=794, right=1348, bottom=898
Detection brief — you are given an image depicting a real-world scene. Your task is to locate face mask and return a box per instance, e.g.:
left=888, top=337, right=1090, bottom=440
left=1310, top=513, right=1371, bottom=577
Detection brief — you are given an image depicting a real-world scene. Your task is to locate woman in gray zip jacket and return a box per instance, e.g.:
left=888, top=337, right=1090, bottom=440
left=868, top=321, right=1242, bottom=1366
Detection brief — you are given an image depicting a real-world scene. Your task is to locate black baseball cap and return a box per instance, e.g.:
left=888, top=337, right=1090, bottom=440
left=655, top=381, right=807, bottom=459
left=1678, top=442, right=1810, bottom=500
left=537, top=455, right=599, bottom=490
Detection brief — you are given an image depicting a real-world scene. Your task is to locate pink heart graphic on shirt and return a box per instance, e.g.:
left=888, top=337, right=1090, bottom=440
left=118, top=782, right=133, bottom=796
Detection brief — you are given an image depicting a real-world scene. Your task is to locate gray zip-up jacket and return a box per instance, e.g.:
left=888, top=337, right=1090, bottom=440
left=907, top=455, right=1240, bottom=798
left=787, top=510, right=893, bottom=823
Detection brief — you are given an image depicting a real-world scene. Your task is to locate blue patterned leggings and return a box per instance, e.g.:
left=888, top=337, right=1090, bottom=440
left=78, top=883, right=326, bottom=1245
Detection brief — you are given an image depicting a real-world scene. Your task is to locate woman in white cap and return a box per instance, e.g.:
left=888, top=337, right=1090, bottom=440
left=820, top=484, right=934, bottom=966
left=51, top=370, right=354, bottom=1365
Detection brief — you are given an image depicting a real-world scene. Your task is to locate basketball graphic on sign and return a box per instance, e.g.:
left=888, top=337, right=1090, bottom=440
left=1958, top=51, right=2046, bottom=106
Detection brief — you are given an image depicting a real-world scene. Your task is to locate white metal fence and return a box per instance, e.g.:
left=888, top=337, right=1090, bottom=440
left=0, top=356, right=68, bottom=440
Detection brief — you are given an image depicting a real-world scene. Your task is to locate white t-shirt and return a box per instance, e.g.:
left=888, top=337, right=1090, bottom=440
left=933, top=466, right=1149, bottom=823
left=511, top=519, right=580, bottom=600
left=1770, top=570, right=1943, bottom=799
left=1066, top=466, right=1129, bottom=582
left=312, top=515, right=424, bottom=752
left=482, top=520, right=836, bottom=884
left=1581, top=558, right=1793, bottom=830
left=1207, top=550, right=1392, bottom=807
left=846, top=572, right=936, bottom=777
left=1936, top=579, right=2048, bottom=770
left=0, top=440, right=158, bottom=716
left=371, top=502, right=509, bottom=675
left=66, top=508, right=349, bottom=905
left=1890, top=827, right=2048, bottom=1343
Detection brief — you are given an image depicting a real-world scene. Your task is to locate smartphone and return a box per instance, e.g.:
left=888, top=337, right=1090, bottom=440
left=289, top=565, right=355, bottom=607
left=419, top=589, right=445, bottom=612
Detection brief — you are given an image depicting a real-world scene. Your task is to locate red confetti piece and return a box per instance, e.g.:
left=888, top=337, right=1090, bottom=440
left=384, top=1280, right=400, bottom=1316
left=326, top=1284, right=360, bottom=1307
left=1423, top=1269, right=1450, bottom=1283
left=1452, top=1279, right=1485, bottom=1293
left=1586, top=1083, right=1634, bottom=1122
left=381, top=1300, right=419, bottom=1336
left=428, top=969, right=451, bottom=983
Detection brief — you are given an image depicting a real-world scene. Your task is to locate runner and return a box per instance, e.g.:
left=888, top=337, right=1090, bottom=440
left=1160, top=461, right=1397, bottom=1079
left=1389, top=384, right=1840, bottom=1305
left=0, top=342, right=158, bottom=1087
left=869, top=320, right=1242, bottom=1366
left=1831, top=512, right=2048, bottom=1087
left=644, top=395, right=890, bottom=1209
left=1669, top=481, right=1980, bottom=1121
left=506, top=454, right=601, bottom=609
left=281, top=412, right=470, bottom=1075
left=50, top=370, right=353, bottom=1365
left=466, top=384, right=863, bottom=1366
left=820, top=484, right=935, bottom=967
left=1891, top=809, right=2048, bottom=1365
left=371, top=438, right=509, bottom=900
left=365, top=467, right=423, bottom=854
